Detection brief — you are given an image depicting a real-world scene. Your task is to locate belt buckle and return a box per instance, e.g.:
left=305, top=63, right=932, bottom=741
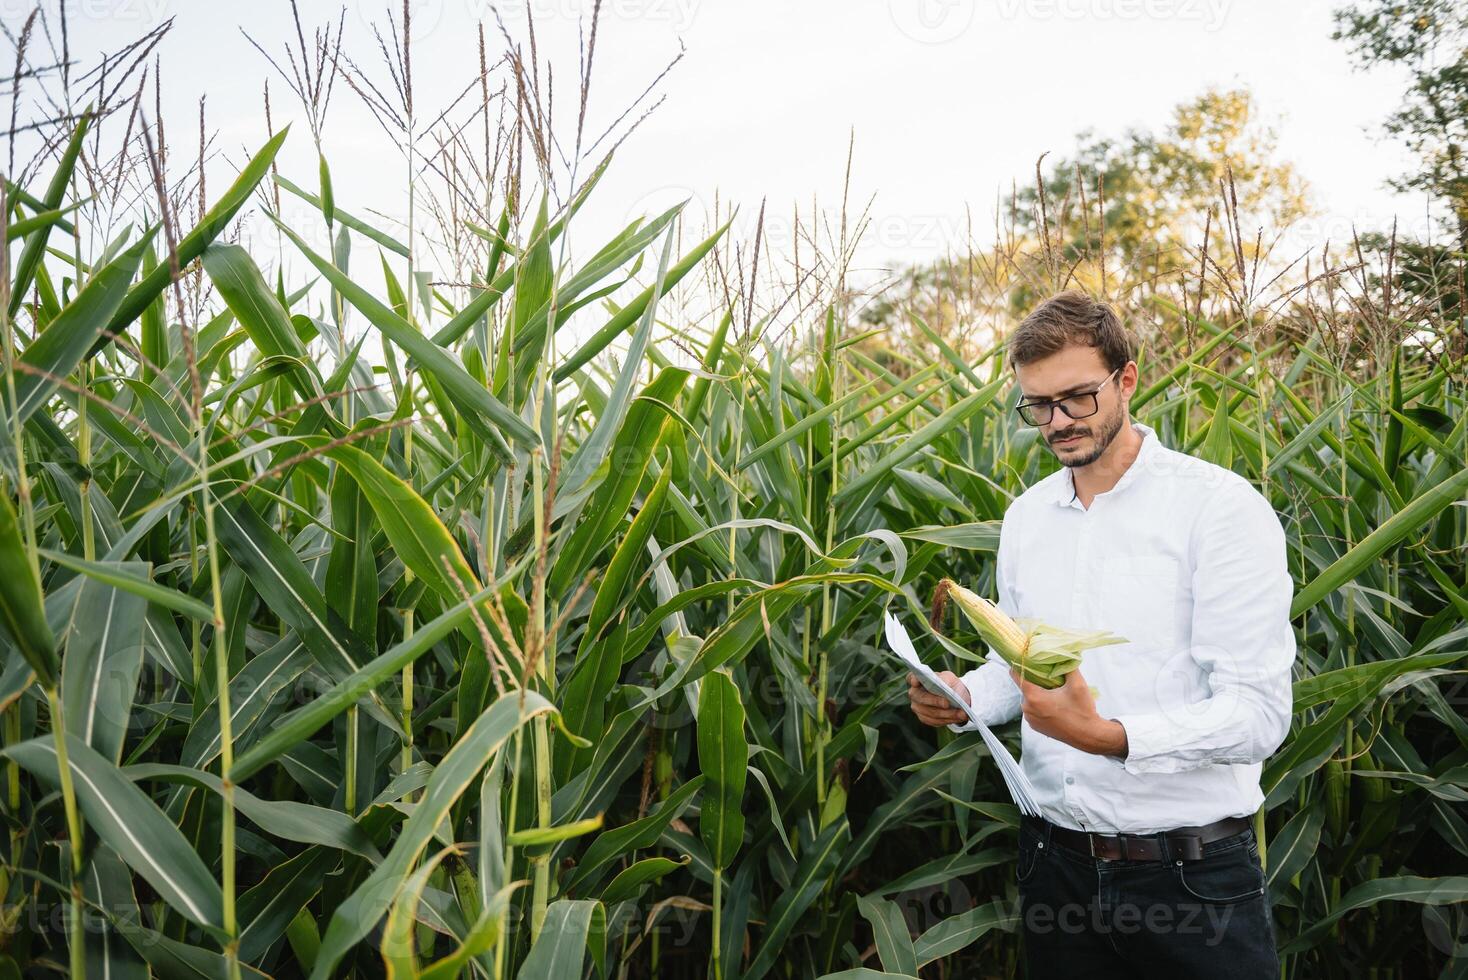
left=1173, top=833, right=1203, bottom=861
left=1089, top=833, right=1122, bottom=861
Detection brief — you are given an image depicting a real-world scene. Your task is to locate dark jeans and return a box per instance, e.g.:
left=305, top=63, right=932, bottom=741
left=1016, top=815, right=1280, bottom=979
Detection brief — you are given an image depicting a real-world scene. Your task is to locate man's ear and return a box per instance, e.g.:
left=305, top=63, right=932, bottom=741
left=1120, top=359, right=1139, bottom=400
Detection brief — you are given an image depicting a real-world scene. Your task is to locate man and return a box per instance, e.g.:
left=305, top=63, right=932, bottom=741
left=907, top=290, right=1295, bottom=978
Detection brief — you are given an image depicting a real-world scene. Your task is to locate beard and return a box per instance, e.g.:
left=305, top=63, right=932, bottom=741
left=1049, top=401, right=1124, bottom=468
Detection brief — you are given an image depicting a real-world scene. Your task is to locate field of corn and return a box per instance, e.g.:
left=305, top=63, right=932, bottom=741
left=1, top=6, right=1466, bottom=979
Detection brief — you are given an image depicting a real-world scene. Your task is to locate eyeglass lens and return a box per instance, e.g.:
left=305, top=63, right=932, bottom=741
left=1018, top=392, right=1100, bottom=426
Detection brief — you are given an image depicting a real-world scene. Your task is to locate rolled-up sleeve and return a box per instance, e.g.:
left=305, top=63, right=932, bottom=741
left=947, top=513, right=1023, bottom=733
left=1109, top=480, right=1296, bottom=774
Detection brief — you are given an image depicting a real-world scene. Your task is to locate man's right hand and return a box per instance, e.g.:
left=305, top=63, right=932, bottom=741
left=908, top=670, right=973, bottom=728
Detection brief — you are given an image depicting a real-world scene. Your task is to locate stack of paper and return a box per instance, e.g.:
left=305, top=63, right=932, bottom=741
left=884, top=611, right=1041, bottom=817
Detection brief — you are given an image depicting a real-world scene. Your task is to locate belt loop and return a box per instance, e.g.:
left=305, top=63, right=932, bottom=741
left=1156, top=829, right=1172, bottom=862
left=1041, top=816, right=1054, bottom=850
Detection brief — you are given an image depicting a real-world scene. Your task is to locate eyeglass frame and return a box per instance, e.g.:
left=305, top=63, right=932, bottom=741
left=1013, top=366, right=1122, bottom=427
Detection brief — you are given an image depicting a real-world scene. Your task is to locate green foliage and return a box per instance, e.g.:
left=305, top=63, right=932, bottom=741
left=0, top=56, right=1464, bottom=980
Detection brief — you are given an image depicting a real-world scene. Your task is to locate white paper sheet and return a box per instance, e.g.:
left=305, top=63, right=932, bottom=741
left=884, top=610, right=1041, bottom=816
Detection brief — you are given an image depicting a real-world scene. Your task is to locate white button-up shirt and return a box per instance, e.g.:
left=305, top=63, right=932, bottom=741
left=947, top=420, right=1296, bottom=834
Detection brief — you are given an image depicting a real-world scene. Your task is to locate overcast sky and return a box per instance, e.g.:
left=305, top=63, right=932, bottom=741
left=48, top=0, right=1434, bottom=307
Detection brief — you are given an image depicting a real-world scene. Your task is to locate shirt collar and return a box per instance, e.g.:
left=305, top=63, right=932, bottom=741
left=1052, top=420, right=1160, bottom=508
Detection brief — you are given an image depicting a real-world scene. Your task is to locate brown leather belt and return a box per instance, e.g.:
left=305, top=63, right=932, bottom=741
left=1023, top=813, right=1254, bottom=862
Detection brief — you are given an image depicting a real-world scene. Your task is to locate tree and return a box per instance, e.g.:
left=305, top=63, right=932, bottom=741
left=858, top=88, right=1311, bottom=353
left=1007, top=87, right=1311, bottom=286
left=1334, top=0, right=1468, bottom=247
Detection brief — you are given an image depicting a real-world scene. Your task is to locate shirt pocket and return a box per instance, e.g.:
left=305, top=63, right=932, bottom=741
left=1099, top=554, right=1183, bottom=649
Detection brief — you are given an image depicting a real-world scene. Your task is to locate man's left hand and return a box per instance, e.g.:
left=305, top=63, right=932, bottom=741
left=1010, top=667, right=1128, bottom=759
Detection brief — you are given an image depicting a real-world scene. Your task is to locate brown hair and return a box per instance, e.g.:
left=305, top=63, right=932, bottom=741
left=1008, top=290, right=1132, bottom=373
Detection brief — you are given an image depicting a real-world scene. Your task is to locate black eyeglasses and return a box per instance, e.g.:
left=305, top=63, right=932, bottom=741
left=1014, top=368, right=1120, bottom=426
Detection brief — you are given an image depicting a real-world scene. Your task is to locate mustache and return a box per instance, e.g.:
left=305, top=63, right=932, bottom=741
left=1050, top=429, right=1087, bottom=442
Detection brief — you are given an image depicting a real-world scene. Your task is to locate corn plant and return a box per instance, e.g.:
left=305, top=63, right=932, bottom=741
left=1, top=10, right=1466, bottom=980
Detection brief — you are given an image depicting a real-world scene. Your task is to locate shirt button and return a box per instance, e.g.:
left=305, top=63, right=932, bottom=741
left=1065, top=776, right=1075, bottom=785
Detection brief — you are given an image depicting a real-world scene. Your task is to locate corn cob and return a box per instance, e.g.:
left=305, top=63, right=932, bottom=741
left=932, top=577, right=1128, bottom=690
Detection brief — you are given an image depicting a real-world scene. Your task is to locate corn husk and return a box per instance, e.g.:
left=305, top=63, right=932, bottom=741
left=934, top=577, right=1128, bottom=690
